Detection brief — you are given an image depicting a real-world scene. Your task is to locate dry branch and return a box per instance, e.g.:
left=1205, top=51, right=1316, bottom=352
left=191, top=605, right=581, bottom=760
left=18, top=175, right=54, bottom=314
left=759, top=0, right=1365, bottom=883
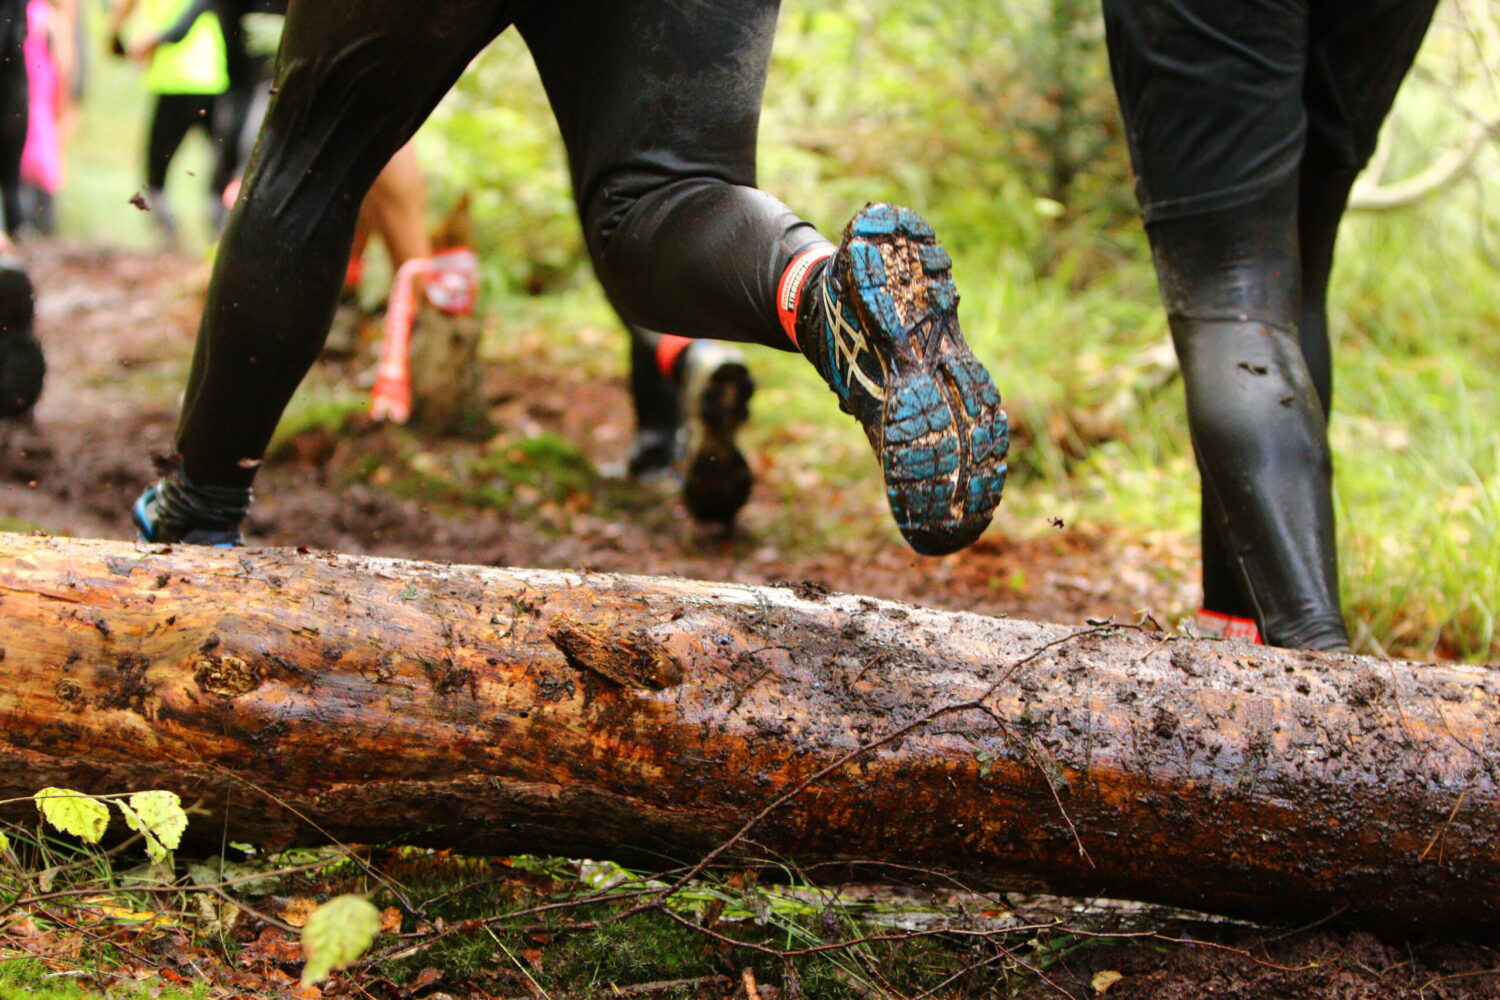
left=1350, top=118, right=1496, bottom=210
left=0, top=534, right=1496, bottom=937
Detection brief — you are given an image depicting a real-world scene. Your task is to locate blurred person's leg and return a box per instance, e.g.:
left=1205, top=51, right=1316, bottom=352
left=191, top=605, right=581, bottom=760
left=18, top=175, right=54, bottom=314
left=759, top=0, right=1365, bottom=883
left=359, top=140, right=430, bottom=271
left=327, top=141, right=431, bottom=355
left=628, top=327, right=755, bottom=527
left=0, top=8, right=29, bottom=237
left=0, top=230, right=44, bottom=417
left=143, top=93, right=212, bottom=245
left=136, top=0, right=508, bottom=545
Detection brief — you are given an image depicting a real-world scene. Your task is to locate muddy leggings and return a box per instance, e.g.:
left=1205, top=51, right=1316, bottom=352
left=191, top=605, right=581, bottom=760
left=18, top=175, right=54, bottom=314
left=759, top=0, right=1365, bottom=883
left=175, top=0, right=829, bottom=490
left=1103, top=0, right=1436, bottom=650
left=0, top=8, right=27, bottom=237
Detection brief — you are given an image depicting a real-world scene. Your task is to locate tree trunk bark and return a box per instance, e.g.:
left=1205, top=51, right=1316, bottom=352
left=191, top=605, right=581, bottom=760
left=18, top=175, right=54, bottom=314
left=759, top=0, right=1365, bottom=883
left=0, top=534, right=1496, bottom=937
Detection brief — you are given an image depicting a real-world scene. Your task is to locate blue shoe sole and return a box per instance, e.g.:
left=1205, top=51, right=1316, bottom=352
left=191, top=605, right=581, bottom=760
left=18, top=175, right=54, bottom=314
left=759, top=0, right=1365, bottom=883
left=838, top=204, right=1009, bottom=555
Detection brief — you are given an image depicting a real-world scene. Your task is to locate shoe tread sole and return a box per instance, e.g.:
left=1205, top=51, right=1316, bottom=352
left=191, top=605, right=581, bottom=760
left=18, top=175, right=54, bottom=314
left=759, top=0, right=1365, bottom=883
left=840, top=204, right=1009, bottom=555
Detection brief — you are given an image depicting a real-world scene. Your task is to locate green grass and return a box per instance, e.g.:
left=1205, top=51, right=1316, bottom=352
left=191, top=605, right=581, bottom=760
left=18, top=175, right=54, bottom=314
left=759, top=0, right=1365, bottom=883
left=0, top=961, right=207, bottom=1000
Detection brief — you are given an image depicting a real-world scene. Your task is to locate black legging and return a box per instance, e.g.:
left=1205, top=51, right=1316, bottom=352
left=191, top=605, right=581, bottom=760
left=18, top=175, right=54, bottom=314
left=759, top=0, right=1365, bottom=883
left=0, top=0, right=28, bottom=237
left=628, top=326, right=679, bottom=442
left=1103, top=0, right=1436, bottom=650
left=146, top=92, right=219, bottom=193
left=176, top=0, right=830, bottom=489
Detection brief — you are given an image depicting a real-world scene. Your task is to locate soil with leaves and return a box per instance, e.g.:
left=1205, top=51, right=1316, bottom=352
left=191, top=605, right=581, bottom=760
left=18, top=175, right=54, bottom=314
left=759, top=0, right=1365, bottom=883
left=0, top=244, right=1495, bottom=998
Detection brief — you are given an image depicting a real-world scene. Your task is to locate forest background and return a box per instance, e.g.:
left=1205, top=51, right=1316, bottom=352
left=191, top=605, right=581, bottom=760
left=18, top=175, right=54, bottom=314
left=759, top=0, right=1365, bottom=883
left=59, top=0, right=1500, bottom=661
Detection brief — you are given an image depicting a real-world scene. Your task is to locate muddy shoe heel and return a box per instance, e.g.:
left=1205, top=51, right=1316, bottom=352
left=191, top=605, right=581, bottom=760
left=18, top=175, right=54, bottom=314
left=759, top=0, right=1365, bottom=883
left=0, top=256, right=45, bottom=419
left=679, top=341, right=754, bottom=527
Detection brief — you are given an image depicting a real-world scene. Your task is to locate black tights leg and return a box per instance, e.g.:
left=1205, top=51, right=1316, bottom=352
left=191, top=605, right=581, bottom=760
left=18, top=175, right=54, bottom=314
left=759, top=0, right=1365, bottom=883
left=1150, top=176, right=1349, bottom=651
left=0, top=29, right=28, bottom=237
left=175, top=0, right=509, bottom=488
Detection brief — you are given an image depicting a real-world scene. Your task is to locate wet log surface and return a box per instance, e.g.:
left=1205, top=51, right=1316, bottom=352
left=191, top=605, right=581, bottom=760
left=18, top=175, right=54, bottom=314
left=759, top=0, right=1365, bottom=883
left=0, top=533, right=1496, bottom=937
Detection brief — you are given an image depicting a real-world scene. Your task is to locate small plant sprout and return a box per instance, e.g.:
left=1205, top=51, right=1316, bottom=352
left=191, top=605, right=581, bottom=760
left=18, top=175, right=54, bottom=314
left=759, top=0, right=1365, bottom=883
left=300, top=894, right=383, bottom=986
left=33, top=787, right=190, bottom=861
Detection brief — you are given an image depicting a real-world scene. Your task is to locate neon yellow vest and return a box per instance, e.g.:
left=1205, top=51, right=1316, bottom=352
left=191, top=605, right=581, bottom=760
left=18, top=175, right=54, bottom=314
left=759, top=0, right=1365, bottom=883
left=140, top=0, right=228, bottom=94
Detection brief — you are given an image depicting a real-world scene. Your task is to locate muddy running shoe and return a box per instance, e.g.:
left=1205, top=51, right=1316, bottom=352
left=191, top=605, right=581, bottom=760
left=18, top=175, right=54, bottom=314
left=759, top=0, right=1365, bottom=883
left=0, top=254, right=45, bottom=419
left=132, top=474, right=250, bottom=548
left=797, top=204, right=1008, bottom=556
left=678, top=341, right=754, bottom=526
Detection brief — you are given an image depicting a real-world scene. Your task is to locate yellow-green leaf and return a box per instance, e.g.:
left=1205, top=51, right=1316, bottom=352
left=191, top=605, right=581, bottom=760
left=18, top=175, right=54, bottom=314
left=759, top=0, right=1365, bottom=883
left=300, top=894, right=381, bottom=986
left=1092, top=969, right=1124, bottom=994
left=0, top=831, right=9, bottom=854
left=116, top=803, right=167, bottom=863
left=127, top=791, right=188, bottom=850
left=34, top=788, right=110, bottom=844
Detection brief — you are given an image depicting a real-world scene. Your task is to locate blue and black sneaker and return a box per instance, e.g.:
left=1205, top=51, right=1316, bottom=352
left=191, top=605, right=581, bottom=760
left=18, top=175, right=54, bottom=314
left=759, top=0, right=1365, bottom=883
left=132, top=473, right=250, bottom=548
left=798, top=204, right=1008, bottom=556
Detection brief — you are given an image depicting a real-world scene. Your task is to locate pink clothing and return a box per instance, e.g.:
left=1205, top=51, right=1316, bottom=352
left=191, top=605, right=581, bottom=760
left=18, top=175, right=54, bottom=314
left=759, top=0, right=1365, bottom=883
left=20, top=0, right=63, bottom=194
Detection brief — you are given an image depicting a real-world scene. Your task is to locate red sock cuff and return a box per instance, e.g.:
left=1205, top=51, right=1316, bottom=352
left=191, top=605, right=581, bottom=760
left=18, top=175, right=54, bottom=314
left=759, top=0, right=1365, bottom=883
left=344, top=256, right=364, bottom=291
left=776, top=246, right=834, bottom=350
left=654, top=334, right=694, bottom=379
left=1195, top=608, right=1263, bottom=644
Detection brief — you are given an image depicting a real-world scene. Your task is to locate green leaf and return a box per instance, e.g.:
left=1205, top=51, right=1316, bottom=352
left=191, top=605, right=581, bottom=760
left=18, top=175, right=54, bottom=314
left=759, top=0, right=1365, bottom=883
left=34, top=788, right=110, bottom=844
left=127, top=791, right=188, bottom=851
left=300, top=894, right=382, bottom=986
left=116, top=803, right=166, bottom=863
left=0, top=831, right=9, bottom=854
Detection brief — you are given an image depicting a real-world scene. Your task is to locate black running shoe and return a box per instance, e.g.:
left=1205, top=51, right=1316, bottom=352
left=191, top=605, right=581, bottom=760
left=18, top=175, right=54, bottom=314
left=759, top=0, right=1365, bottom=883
left=679, top=341, right=754, bottom=526
left=132, top=474, right=249, bottom=547
left=625, top=428, right=678, bottom=480
left=799, top=204, right=1008, bottom=556
left=0, top=255, right=44, bottom=419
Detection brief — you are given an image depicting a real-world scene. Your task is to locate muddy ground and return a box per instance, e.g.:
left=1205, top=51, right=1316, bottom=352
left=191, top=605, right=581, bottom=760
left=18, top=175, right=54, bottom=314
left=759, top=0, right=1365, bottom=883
left=2, top=243, right=1496, bottom=998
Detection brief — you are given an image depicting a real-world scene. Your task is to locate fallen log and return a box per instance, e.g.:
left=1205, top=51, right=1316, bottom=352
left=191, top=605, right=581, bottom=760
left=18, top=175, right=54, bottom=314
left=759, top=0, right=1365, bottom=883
left=0, top=533, right=1495, bottom=937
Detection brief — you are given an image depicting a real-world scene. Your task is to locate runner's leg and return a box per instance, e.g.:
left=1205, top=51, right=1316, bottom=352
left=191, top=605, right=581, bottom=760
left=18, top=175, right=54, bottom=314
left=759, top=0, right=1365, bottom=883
left=522, top=0, right=1008, bottom=553
left=1104, top=0, right=1350, bottom=649
left=519, top=0, right=827, bottom=349
left=173, top=0, right=509, bottom=490
left=1297, top=0, right=1439, bottom=413
left=0, top=15, right=26, bottom=236
left=144, top=93, right=208, bottom=242
left=625, top=326, right=681, bottom=475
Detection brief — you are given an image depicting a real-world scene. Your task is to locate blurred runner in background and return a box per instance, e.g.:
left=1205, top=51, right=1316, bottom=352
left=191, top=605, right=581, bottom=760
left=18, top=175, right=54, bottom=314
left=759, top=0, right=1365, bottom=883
left=108, top=0, right=228, bottom=244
